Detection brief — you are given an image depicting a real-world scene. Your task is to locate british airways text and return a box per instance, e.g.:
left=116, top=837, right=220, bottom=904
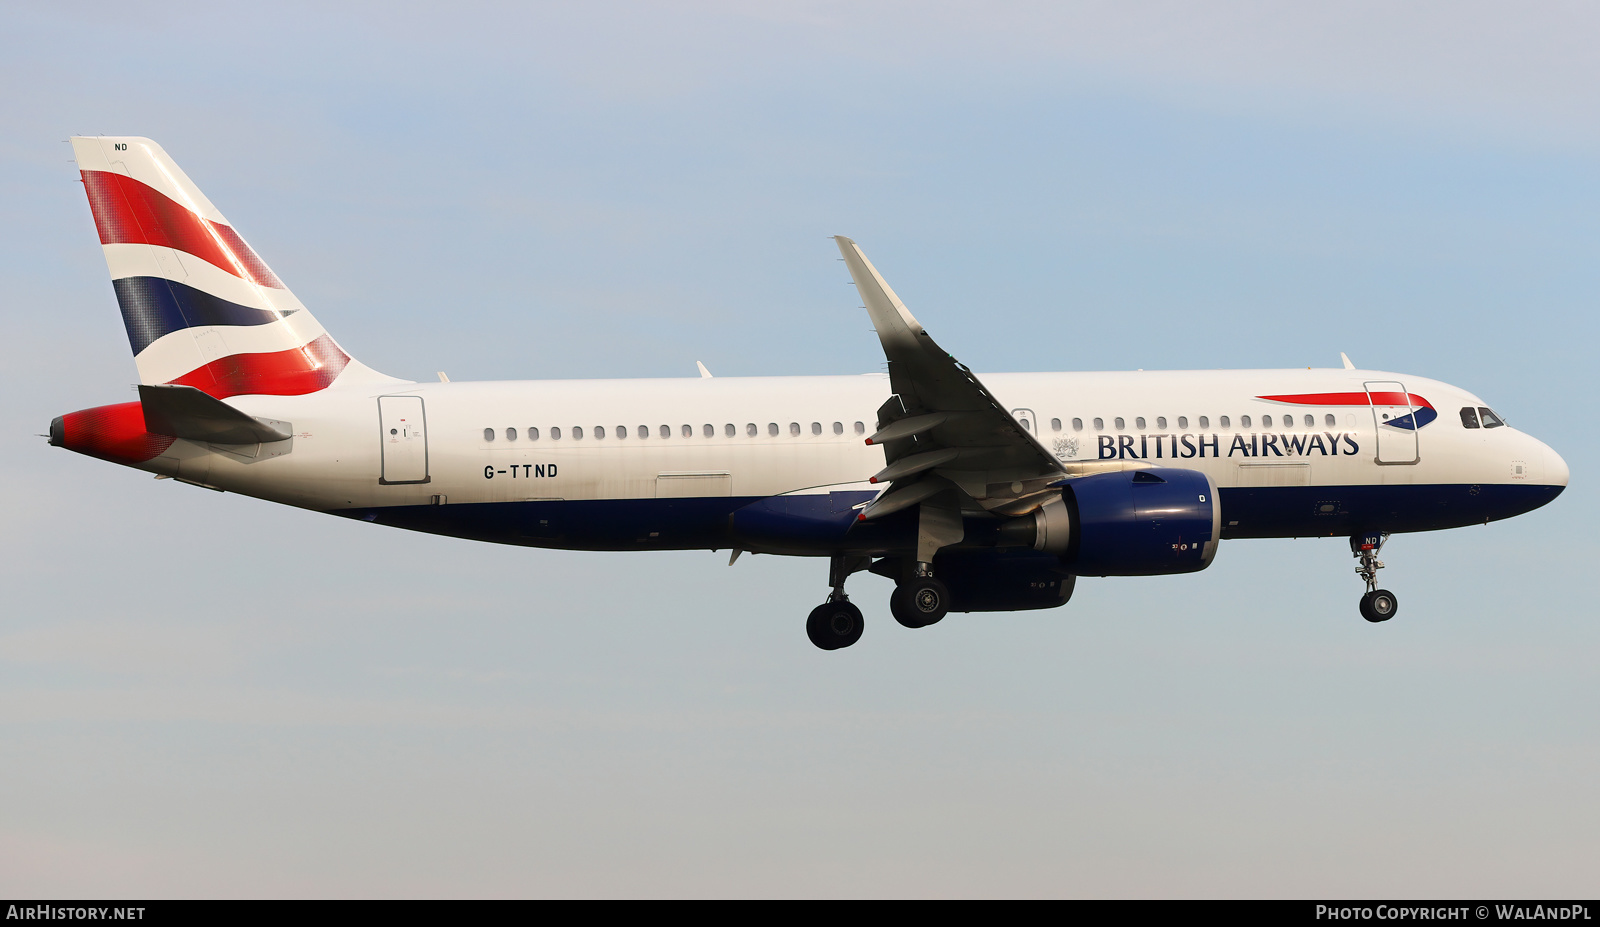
left=1098, top=432, right=1360, bottom=460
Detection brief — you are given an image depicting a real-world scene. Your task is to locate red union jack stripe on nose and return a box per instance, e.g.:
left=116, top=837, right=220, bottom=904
left=81, top=170, right=284, bottom=289
left=1258, top=391, right=1437, bottom=430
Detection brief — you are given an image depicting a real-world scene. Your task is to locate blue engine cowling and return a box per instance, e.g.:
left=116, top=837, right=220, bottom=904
left=1058, top=467, right=1219, bottom=576
left=931, top=548, right=1076, bottom=612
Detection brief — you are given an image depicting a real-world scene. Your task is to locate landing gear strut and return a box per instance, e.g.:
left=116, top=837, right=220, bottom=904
left=890, top=562, right=950, bottom=629
left=1351, top=533, right=1398, bottom=623
left=807, top=554, right=869, bottom=651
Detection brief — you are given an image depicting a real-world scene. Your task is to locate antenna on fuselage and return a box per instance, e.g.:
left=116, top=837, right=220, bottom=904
left=1340, top=352, right=1356, bottom=370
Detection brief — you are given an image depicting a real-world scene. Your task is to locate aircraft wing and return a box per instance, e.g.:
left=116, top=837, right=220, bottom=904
left=835, top=236, right=1066, bottom=519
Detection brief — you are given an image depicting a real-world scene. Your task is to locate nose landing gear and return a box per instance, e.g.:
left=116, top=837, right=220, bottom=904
left=1351, top=533, right=1398, bottom=623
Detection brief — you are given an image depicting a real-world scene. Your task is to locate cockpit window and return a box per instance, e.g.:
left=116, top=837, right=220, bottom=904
left=1479, top=407, right=1506, bottom=428
left=1459, top=407, right=1480, bottom=429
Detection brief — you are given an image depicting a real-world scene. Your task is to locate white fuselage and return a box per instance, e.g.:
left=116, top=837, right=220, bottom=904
left=132, top=366, right=1565, bottom=550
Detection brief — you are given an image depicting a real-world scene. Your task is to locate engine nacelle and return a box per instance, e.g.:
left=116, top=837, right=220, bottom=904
left=1054, top=467, right=1220, bottom=576
left=931, top=548, right=1076, bottom=613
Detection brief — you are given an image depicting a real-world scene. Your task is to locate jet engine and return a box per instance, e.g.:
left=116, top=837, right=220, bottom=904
left=1031, top=467, right=1220, bottom=576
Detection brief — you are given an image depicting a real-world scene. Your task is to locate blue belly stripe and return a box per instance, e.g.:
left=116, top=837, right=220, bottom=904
left=329, top=483, right=1564, bottom=553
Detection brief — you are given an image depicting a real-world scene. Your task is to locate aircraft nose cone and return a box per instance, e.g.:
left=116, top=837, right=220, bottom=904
left=1546, top=445, right=1569, bottom=488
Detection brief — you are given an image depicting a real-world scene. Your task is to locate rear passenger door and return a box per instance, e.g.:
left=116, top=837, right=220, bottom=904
left=378, top=396, right=430, bottom=484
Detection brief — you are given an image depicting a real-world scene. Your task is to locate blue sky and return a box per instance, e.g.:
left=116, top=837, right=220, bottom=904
left=1, top=2, right=1595, bottom=897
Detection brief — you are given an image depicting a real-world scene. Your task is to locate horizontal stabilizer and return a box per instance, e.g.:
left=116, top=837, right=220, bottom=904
left=139, top=384, right=291, bottom=444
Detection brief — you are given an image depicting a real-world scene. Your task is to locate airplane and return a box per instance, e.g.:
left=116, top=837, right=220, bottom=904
left=49, top=137, right=1569, bottom=650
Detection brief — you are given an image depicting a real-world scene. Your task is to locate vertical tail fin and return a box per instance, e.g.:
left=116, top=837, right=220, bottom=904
left=71, top=136, right=395, bottom=397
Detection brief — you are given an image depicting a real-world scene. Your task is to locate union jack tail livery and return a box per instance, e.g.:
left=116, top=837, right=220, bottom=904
left=71, top=136, right=387, bottom=397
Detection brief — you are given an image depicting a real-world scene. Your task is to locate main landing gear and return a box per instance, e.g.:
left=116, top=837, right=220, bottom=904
left=806, top=556, right=956, bottom=650
left=807, top=554, right=869, bottom=651
left=806, top=598, right=863, bottom=650
left=889, top=564, right=950, bottom=630
left=1351, top=532, right=1398, bottom=623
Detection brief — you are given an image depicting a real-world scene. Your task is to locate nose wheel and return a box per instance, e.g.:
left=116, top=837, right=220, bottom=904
left=1359, top=589, right=1398, bottom=623
left=1351, top=533, right=1398, bottom=623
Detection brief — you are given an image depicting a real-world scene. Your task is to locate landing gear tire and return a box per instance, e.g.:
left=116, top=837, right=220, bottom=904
left=1360, top=589, right=1398, bottom=623
left=890, top=578, right=950, bottom=629
left=807, top=600, right=864, bottom=650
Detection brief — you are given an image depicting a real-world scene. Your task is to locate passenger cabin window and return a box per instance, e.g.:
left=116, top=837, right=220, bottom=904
left=595, top=426, right=606, bottom=439
left=659, top=425, right=669, bottom=438
left=483, top=427, right=495, bottom=442
left=790, top=422, right=801, bottom=436
left=1460, top=407, right=1480, bottom=428
left=1177, top=416, right=1188, bottom=429
left=1114, top=417, right=1125, bottom=430
left=642, top=425, right=652, bottom=439
left=725, top=424, right=735, bottom=437
left=1135, top=417, right=1146, bottom=430
left=1241, top=415, right=1251, bottom=428
left=747, top=423, right=758, bottom=437
left=551, top=426, right=562, bottom=440
left=1263, top=415, right=1273, bottom=427
left=1198, top=416, right=1209, bottom=429
left=528, top=427, right=540, bottom=441
left=1093, top=417, right=1104, bottom=430
left=1325, top=414, right=1336, bottom=427
left=506, top=427, right=518, bottom=441
left=1051, top=418, right=1062, bottom=432
left=1479, top=407, right=1505, bottom=428
left=854, top=422, right=865, bottom=435
left=767, top=423, right=779, bottom=437
left=573, top=426, right=584, bottom=440
left=812, top=422, right=822, bottom=435
left=1156, top=416, right=1167, bottom=429
left=1072, top=418, right=1083, bottom=431
left=615, top=426, right=626, bottom=440
left=833, top=422, right=844, bottom=435
left=1220, top=416, right=1231, bottom=428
